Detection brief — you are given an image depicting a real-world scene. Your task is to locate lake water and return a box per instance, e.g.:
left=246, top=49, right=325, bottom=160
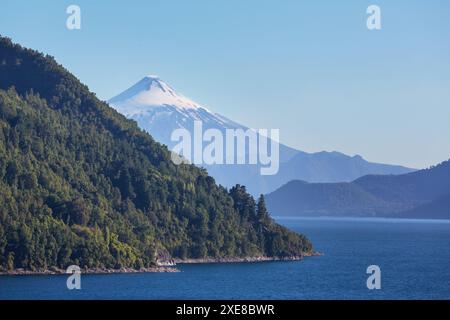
left=1, top=217, right=449, bottom=300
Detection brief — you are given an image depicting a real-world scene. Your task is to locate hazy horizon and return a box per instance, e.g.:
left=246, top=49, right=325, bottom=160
left=1, top=0, right=449, bottom=168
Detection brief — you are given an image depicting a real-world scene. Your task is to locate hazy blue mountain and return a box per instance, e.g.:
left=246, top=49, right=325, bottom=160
left=109, top=77, right=415, bottom=195
left=399, top=194, right=450, bottom=219
left=265, top=160, right=450, bottom=218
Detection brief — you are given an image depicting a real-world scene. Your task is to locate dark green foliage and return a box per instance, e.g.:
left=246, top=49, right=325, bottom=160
left=0, top=36, right=312, bottom=271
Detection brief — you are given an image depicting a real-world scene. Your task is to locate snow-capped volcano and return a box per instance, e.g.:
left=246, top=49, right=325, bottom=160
left=109, top=75, right=204, bottom=115
left=109, top=76, right=246, bottom=154
left=109, top=76, right=414, bottom=195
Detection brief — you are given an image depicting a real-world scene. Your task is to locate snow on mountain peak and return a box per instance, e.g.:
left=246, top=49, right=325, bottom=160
left=108, top=75, right=205, bottom=116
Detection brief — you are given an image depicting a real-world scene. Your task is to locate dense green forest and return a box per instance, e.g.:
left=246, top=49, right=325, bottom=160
left=0, top=36, right=312, bottom=271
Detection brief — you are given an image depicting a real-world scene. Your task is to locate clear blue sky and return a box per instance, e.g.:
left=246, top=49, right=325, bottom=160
left=1, top=0, right=449, bottom=168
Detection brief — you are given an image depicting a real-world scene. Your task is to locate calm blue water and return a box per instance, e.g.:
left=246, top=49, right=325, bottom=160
left=1, top=218, right=449, bottom=300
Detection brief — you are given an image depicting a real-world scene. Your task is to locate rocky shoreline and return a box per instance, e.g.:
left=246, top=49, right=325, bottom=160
left=173, top=252, right=323, bottom=265
left=0, top=252, right=323, bottom=276
left=174, top=256, right=302, bottom=264
left=0, top=266, right=180, bottom=276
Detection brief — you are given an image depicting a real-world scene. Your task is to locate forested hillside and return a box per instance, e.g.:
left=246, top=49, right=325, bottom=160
left=0, top=36, right=312, bottom=271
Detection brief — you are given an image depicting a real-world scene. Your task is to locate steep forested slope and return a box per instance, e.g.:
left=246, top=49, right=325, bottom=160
left=0, top=36, right=311, bottom=271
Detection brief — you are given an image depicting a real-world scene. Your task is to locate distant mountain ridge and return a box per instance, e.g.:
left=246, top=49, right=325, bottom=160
left=265, top=160, right=450, bottom=219
left=109, top=76, right=415, bottom=195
